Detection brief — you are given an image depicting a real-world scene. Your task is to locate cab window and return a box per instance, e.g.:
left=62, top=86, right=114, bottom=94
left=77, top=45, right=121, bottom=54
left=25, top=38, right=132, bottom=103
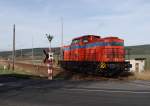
left=82, top=37, right=88, bottom=43
left=105, top=42, right=124, bottom=46
left=111, top=42, right=124, bottom=46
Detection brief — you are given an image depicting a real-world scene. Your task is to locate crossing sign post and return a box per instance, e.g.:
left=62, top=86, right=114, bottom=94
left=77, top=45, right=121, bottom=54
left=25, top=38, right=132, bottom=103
left=45, top=34, right=54, bottom=80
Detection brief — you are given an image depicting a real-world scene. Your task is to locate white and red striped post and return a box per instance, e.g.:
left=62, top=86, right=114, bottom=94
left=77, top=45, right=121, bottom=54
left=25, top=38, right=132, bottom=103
left=47, top=58, right=53, bottom=80
left=47, top=52, right=54, bottom=80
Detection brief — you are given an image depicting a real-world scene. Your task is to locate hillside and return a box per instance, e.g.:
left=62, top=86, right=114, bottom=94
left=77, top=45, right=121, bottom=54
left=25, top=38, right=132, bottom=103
left=0, top=47, right=60, bottom=59
left=126, top=44, right=150, bottom=55
left=0, top=45, right=150, bottom=59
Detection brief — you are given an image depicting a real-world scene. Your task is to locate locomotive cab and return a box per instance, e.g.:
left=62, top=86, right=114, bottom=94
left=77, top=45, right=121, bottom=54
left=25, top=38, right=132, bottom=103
left=103, top=37, right=125, bottom=62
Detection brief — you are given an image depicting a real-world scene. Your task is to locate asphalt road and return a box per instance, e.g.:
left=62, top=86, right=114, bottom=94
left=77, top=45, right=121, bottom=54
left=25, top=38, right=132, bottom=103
left=0, top=76, right=150, bottom=106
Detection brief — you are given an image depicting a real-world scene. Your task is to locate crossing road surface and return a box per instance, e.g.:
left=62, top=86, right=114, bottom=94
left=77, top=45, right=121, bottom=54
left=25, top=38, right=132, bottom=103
left=0, top=77, right=150, bottom=106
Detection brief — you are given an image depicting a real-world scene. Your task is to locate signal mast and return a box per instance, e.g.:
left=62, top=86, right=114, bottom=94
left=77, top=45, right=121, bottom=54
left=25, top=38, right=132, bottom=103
left=45, top=34, right=54, bottom=80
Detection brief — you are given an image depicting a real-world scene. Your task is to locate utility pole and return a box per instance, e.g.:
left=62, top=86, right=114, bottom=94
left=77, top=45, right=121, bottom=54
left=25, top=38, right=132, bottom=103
left=32, top=36, right=34, bottom=63
left=128, top=48, right=131, bottom=60
left=12, top=24, right=15, bottom=70
left=61, top=17, right=64, bottom=60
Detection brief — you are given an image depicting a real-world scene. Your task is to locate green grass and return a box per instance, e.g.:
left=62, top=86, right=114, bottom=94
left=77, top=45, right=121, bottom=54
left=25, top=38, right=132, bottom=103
left=0, top=69, right=14, bottom=74
left=0, top=64, right=20, bottom=74
left=0, top=66, right=24, bottom=75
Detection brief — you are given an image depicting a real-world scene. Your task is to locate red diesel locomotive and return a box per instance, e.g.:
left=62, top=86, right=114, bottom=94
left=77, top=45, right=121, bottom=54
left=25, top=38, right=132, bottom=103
left=60, top=35, right=131, bottom=76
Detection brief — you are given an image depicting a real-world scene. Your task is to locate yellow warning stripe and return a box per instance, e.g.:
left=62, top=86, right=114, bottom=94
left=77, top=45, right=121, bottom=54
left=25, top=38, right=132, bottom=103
left=99, top=62, right=107, bottom=69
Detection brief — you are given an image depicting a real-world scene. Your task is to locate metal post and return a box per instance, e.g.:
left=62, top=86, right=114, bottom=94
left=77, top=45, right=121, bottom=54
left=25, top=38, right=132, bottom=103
left=49, top=40, right=51, bottom=53
left=48, top=40, right=52, bottom=80
left=20, top=48, right=22, bottom=58
left=12, top=24, right=15, bottom=70
left=128, top=48, right=131, bottom=60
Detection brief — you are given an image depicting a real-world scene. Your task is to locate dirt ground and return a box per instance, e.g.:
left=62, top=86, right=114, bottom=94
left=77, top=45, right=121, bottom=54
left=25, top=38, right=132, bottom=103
left=128, top=71, right=150, bottom=80
left=0, top=60, right=62, bottom=78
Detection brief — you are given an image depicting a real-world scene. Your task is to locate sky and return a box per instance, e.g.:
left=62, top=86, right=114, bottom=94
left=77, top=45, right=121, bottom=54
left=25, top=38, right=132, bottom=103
left=0, top=0, right=150, bottom=51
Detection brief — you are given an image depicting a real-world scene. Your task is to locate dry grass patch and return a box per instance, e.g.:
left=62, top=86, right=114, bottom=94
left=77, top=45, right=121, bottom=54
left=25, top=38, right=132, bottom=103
left=128, top=71, right=150, bottom=80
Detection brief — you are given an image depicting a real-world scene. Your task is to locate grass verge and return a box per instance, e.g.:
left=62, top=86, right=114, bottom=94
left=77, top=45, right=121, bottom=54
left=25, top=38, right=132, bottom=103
left=0, top=65, right=44, bottom=79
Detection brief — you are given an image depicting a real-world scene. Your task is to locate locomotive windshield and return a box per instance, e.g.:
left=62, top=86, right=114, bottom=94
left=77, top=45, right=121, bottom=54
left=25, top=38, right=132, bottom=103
left=72, top=39, right=80, bottom=44
left=106, top=42, right=124, bottom=46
